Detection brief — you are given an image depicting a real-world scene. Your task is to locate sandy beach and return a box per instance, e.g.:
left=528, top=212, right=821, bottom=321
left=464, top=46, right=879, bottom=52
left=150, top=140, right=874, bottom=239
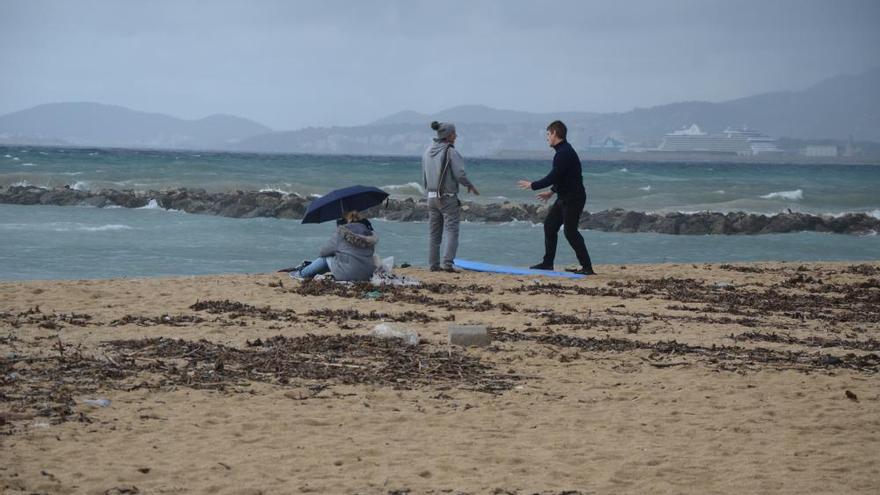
left=2, top=262, right=879, bottom=494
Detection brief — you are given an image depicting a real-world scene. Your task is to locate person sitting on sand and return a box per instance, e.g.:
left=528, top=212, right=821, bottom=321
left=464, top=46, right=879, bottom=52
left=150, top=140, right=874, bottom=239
left=292, top=211, right=378, bottom=281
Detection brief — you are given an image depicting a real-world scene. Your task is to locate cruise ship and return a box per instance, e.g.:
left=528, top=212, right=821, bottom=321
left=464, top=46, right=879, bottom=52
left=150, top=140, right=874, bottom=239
left=659, top=124, right=783, bottom=155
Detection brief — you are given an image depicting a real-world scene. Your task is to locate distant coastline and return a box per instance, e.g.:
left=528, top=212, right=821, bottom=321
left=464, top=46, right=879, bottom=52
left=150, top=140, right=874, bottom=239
left=494, top=149, right=880, bottom=166
left=3, top=66, right=879, bottom=162
left=2, top=143, right=879, bottom=166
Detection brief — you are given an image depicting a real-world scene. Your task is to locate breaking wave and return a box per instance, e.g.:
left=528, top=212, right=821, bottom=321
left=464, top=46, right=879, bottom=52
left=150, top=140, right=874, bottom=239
left=137, top=199, right=180, bottom=212
left=1, top=222, right=136, bottom=233
left=259, top=187, right=292, bottom=195
left=760, top=189, right=803, bottom=201
left=382, top=182, right=425, bottom=195
left=9, top=180, right=48, bottom=189
left=77, top=224, right=133, bottom=232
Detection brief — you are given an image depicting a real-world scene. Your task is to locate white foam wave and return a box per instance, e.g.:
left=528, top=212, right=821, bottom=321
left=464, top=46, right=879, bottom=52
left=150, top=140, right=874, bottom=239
left=760, top=189, right=803, bottom=201
left=20, top=162, right=36, bottom=167
left=715, top=190, right=726, bottom=194
left=837, top=209, right=880, bottom=220
left=71, top=181, right=89, bottom=191
left=3, top=154, right=12, bottom=158
left=5, top=222, right=135, bottom=232
left=79, top=224, right=133, bottom=232
left=498, top=219, right=542, bottom=228
left=10, top=180, right=48, bottom=189
left=12, top=157, right=20, bottom=161
left=382, top=182, right=425, bottom=195
left=259, top=187, right=291, bottom=195
left=137, top=198, right=180, bottom=212
left=638, top=185, right=651, bottom=192
left=619, top=167, right=629, bottom=173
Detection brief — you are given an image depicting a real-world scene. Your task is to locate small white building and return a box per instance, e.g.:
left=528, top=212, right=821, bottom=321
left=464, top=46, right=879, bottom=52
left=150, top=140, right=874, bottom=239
left=803, top=145, right=839, bottom=157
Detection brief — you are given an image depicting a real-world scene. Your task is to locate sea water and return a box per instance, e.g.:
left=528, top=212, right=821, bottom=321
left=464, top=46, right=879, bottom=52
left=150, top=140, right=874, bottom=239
left=1, top=146, right=878, bottom=280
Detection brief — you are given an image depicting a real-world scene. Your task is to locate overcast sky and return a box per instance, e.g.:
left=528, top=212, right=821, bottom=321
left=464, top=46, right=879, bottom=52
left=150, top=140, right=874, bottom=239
left=1, top=0, right=878, bottom=130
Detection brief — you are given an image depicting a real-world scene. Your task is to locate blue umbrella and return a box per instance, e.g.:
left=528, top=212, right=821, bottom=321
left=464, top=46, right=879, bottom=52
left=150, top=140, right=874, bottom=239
left=301, top=185, right=389, bottom=224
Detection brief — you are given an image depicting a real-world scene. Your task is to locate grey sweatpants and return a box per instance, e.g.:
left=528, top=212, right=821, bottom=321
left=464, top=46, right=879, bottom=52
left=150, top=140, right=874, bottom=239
left=427, top=195, right=460, bottom=269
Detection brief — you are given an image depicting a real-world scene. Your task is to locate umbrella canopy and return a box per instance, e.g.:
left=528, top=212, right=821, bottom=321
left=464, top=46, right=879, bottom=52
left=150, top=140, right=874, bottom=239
left=301, top=185, right=389, bottom=224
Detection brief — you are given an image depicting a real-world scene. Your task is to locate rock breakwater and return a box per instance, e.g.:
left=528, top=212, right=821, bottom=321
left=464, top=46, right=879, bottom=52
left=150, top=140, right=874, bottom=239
left=2, top=185, right=877, bottom=235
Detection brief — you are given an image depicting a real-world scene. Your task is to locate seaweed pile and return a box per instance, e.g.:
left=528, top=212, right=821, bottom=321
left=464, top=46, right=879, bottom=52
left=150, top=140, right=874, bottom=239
left=1, top=334, right=518, bottom=430
left=494, top=330, right=880, bottom=373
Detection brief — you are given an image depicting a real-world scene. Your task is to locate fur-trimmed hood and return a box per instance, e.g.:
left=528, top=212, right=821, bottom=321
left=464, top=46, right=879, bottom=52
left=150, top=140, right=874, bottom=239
left=338, top=222, right=378, bottom=248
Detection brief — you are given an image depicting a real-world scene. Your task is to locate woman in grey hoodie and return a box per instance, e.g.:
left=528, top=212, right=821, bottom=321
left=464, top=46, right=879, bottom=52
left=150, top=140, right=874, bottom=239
left=422, top=121, right=479, bottom=272
left=294, top=211, right=378, bottom=281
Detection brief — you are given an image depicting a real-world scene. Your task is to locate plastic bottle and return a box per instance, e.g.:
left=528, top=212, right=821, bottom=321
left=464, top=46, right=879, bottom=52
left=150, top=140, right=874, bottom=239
left=371, top=323, right=419, bottom=346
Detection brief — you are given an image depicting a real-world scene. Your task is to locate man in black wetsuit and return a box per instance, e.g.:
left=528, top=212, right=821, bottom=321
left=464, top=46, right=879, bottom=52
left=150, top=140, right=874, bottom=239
left=517, top=120, right=595, bottom=275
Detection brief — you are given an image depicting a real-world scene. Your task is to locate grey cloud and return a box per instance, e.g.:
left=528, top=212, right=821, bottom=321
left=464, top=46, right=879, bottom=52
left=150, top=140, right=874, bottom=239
left=1, top=0, right=878, bottom=130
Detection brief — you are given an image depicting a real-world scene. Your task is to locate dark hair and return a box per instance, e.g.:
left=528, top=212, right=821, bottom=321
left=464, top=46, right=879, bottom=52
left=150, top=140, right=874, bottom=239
left=546, top=120, right=567, bottom=140
left=430, top=121, right=440, bottom=131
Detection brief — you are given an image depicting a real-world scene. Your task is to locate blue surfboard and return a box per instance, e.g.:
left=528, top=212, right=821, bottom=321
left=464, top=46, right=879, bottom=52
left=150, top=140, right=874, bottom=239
left=453, top=259, right=586, bottom=279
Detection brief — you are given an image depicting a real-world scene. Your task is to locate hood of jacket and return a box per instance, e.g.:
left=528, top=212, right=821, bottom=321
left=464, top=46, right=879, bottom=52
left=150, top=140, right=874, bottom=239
left=428, top=139, right=451, bottom=158
left=339, top=222, right=378, bottom=248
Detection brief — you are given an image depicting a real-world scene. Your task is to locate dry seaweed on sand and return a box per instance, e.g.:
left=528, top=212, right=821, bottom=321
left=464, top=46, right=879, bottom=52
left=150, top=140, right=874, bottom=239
left=1, top=335, right=519, bottom=430
left=1, top=340, right=130, bottom=428
left=494, top=330, right=880, bottom=373
left=730, top=331, right=880, bottom=352
left=109, top=314, right=205, bottom=327
left=505, top=268, right=880, bottom=325
left=288, top=279, right=506, bottom=312
left=303, top=308, right=437, bottom=323
left=104, top=334, right=516, bottom=393
left=188, top=299, right=437, bottom=323
left=189, top=299, right=299, bottom=321
left=0, top=306, right=95, bottom=329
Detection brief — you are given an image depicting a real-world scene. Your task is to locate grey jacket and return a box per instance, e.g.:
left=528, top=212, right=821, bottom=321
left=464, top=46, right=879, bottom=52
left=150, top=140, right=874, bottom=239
left=318, top=222, right=378, bottom=281
left=422, top=140, right=474, bottom=196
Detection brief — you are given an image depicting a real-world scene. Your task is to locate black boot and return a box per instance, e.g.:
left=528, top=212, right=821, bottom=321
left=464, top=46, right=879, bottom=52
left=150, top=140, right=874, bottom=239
left=566, top=266, right=596, bottom=275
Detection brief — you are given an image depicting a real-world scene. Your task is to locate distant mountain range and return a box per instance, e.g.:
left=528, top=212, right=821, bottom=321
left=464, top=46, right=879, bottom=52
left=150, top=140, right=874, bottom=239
left=0, top=102, right=271, bottom=150
left=1, top=68, right=877, bottom=156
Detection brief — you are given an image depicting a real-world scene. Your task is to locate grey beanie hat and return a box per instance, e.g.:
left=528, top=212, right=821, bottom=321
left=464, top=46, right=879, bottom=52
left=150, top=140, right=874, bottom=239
left=431, top=121, right=456, bottom=140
